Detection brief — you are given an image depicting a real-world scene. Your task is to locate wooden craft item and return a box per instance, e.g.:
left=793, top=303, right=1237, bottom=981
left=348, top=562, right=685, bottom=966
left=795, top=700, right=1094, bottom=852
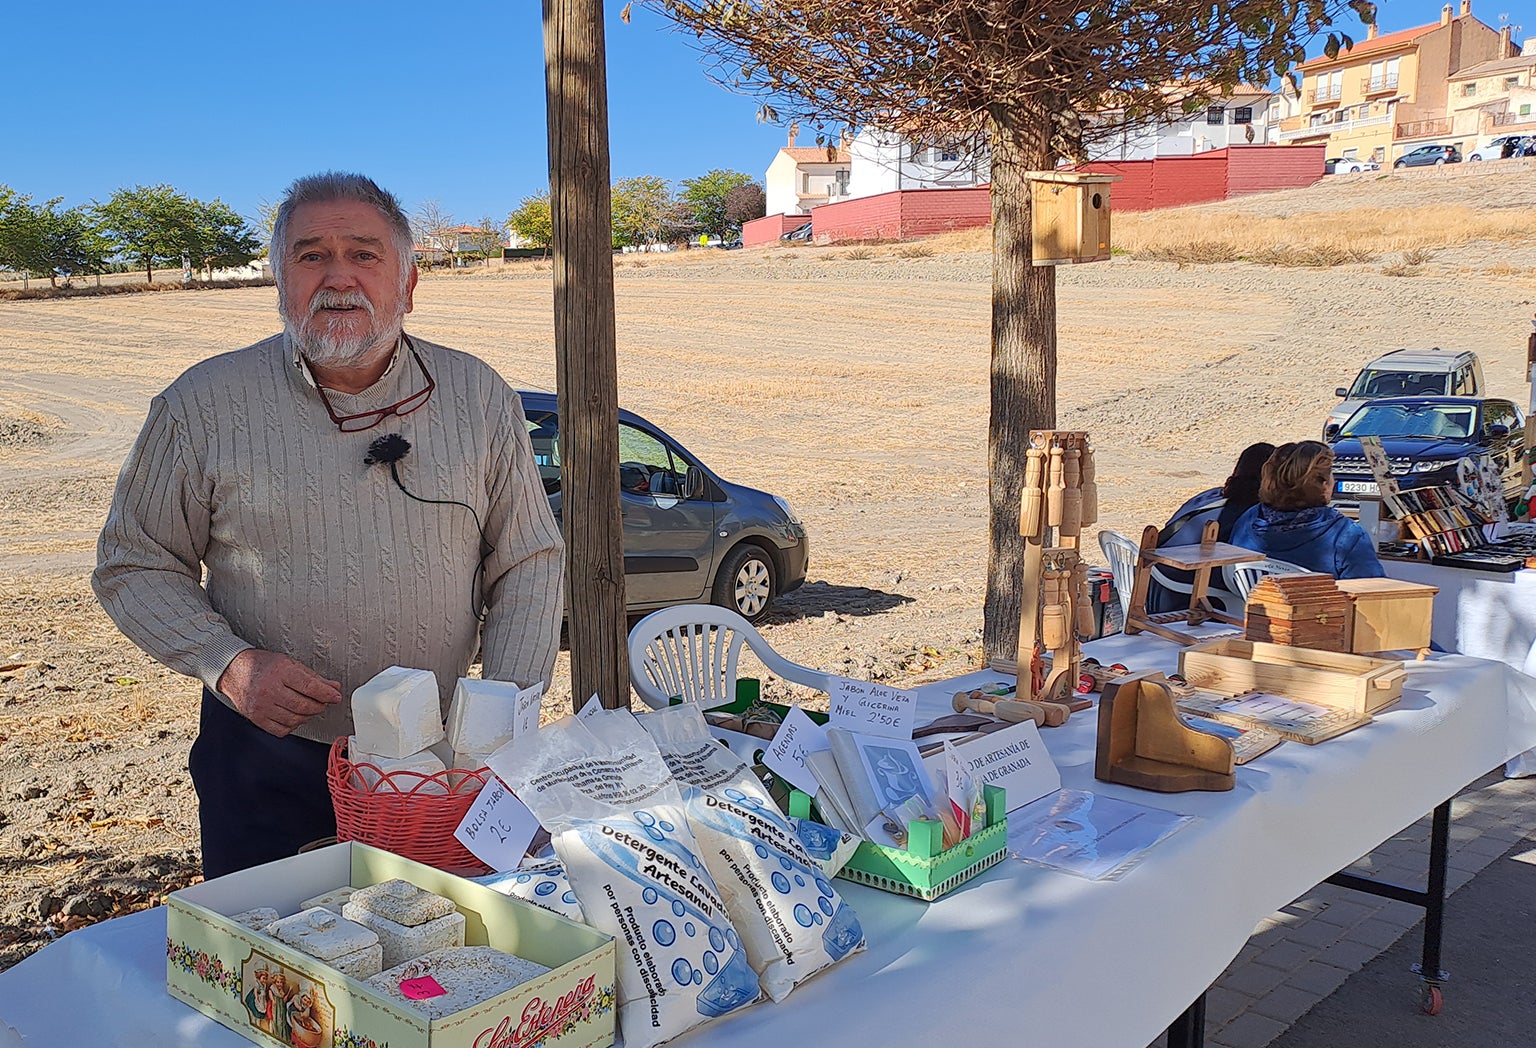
left=1124, top=520, right=1263, bottom=645
left=1060, top=447, right=1082, bottom=537
left=1243, top=574, right=1351, bottom=652
left=952, top=690, right=1066, bottom=727
left=1335, top=577, right=1437, bottom=658
left=1179, top=638, right=1405, bottom=717
left=1041, top=570, right=1069, bottom=649
left=1079, top=443, right=1098, bottom=524
left=1046, top=445, right=1065, bottom=527
left=1021, top=447, right=1045, bottom=537
left=1073, top=562, right=1095, bottom=638
left=1094, top=671, right=1235, bottom=793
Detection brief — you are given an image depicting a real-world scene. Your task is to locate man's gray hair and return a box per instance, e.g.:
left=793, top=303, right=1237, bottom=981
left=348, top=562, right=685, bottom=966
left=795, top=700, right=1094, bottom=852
left=269, top=172, right=414, bottom=284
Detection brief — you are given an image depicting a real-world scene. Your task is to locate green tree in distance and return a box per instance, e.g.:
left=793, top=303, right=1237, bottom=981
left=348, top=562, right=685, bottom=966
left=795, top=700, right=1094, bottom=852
left=178, top=198, right=261, bottom=279
left=642, top=0, right=1374, bottom=661
left=462, top=215, right=508, bottom=262
left=96, top=184, right=190, bottom=283
left=610, top=176, right=675, bottom=248
left=679, top=169, right=755, bottom=239
left=508, top=192, right=555, bottom=256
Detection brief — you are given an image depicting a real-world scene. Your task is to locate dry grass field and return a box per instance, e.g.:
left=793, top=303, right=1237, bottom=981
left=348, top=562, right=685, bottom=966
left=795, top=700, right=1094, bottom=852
left=1, top=161, right=1534, bottom=969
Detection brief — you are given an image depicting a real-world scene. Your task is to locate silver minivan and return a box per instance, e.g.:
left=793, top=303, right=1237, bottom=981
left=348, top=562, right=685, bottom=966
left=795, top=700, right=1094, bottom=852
left=1325, top=347, right=1483, bottom=437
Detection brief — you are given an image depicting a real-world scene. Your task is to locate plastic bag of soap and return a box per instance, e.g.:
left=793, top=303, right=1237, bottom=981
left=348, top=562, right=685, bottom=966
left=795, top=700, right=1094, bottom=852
left=638, top=703, right=865, bottom=1002
left=470, top=858, right=585, bottom=923
left=490, top=713, right=760, bottom=1048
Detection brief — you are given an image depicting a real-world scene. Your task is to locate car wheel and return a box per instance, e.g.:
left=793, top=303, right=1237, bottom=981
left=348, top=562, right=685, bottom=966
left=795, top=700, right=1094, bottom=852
left=1394, top=160, right=1406, bottom=168
left=1434, top=157, right=1446, bottom=166
left=712, top=544, right=776, bottom=623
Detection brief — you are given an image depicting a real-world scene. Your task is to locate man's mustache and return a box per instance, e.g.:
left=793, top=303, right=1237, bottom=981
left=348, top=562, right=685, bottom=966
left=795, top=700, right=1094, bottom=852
left=308, top=290, right=375, bottom=317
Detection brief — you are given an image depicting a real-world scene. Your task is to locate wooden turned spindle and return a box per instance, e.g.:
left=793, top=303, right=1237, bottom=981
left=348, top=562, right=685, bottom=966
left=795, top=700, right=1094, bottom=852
left=1079, top=443, right=1098, bottom=525
left=1046, top=445, right=1065, bottom=527
left=1061, top=446, right=1083, bottom=537
left=1021, top=447, right=1045, bottom=537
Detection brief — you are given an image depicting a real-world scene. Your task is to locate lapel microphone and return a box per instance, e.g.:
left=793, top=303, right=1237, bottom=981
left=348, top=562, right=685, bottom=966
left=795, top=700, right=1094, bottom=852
left=366, top=433, right=495, bottom=622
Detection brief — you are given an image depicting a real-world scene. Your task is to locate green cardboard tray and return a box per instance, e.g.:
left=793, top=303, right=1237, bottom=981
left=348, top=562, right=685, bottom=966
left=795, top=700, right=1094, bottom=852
left=788, top=784, right=1008, bottom=901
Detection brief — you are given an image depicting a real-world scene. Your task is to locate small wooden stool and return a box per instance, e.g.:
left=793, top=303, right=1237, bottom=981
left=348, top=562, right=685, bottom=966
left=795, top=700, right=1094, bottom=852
left=1124, top=520, right=1263, bottom=646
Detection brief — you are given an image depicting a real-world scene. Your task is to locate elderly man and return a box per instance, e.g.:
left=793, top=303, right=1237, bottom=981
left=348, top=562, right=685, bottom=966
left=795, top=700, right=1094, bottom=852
left=94, top=172, right=564, bottom=877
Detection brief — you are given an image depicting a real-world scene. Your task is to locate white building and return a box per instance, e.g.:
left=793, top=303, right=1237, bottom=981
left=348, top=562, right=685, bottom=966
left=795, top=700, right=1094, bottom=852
left=840, top=128, right=990, bottom=200
left=764, top=125, right=853, bottom=217
left=1086, top=86, right=1277, bottom=160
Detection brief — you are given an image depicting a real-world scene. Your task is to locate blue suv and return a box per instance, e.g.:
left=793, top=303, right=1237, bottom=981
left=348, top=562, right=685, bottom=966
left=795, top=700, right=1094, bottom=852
left=519, top=391, right=808, bottom=622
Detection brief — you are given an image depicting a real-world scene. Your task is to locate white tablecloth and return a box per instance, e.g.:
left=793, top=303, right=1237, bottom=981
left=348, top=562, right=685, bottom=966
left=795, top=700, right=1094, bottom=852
left=4, top=635, right=1535, bottom=1048
left=1382, top=560, right=1536, bottom=774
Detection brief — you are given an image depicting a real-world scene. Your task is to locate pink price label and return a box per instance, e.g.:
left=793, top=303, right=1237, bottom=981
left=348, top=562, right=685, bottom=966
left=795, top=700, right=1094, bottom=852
left=399, top=976, right=447, bottom=1000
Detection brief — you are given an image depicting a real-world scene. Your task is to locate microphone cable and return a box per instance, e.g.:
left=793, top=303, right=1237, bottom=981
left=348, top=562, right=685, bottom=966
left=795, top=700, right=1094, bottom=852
left=365, top=433, right=494, bottom=622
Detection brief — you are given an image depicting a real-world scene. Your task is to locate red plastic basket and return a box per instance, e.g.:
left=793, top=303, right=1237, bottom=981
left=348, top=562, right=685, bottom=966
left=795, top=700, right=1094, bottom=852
left=327, top=738, right=493, bottom=875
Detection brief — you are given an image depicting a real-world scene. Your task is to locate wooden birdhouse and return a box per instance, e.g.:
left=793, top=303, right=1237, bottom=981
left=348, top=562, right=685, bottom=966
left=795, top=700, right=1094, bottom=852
left=1028, top=171, right=1121, bottom=265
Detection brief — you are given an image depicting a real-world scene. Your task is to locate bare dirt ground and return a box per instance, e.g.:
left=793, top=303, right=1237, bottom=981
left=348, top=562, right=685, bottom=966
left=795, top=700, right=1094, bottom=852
left=1, top=163, right=1534, bottom=970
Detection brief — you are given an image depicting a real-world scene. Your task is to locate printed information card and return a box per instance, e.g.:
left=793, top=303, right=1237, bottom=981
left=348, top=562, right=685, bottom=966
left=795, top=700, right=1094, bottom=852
left=921, top=720, right=1060, bottom=813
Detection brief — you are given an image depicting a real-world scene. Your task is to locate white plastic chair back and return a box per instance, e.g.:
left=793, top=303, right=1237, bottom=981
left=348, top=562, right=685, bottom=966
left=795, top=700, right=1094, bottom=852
left=1097, top=530, right=1141, bottom=621
left=628, top=604, right=833, bottom=711
left=1225, top=559, right=1311, bottom=603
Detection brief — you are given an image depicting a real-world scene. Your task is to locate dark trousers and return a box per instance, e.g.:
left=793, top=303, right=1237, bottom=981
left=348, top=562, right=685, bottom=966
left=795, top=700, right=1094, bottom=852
left=189, top=690, right=336, bottom=879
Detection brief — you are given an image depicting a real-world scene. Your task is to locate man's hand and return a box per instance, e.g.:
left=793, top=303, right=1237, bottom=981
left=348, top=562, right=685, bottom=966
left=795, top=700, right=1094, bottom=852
left=217, top=650, right=343, bottom=737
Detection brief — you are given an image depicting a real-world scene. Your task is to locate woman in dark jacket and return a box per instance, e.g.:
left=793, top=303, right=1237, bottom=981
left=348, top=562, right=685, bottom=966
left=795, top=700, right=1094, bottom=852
left=1147, top=442, right=1275, bottom=612
left=1229, top=441, right=1385, bottom=579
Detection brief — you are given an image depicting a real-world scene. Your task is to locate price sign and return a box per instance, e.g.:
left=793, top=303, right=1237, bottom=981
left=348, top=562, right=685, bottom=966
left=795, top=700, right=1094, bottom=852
left=514, top=682, right=545, bottom=740
left=576, top=694, right=603, bottom=720
left=454, top=775, right=540, bottom=872
left=828, top=678, right=918, bottom=739
left=762, top=706, right=829, bottom=797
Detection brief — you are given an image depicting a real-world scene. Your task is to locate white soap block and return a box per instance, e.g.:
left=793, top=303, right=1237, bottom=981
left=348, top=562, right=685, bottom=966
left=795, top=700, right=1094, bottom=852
left=347, top=879, right=458, bottom=925
left=300, top=887, right=356, bottom=916
left=230, top=907, right=281, bottom=932
left=349, top=743, right=449, bottom=794
left=265, top=907, right=384, bottom=979
left=344, top=904, right=465, bottom=969
left=449, top=750, right=493, bottom=790
left=366, top=946, right=551, bottom=1019
left=352, top=666, right=444, bottom=759
left=445, top=678, right=522, bottom=755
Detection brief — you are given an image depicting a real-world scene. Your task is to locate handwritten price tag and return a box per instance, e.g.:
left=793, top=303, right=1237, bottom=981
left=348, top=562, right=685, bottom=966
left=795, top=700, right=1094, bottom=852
left=762, top=706, right=829, bottom=797
left=454, top=775, right=540, bottom=872
left=828, top=678, right=917, bottom=739
left=576, top=694, right=603, bottom=720
left=514, top=682, right=545, bottom=740
left=400, top=976, right=447, bottom=1000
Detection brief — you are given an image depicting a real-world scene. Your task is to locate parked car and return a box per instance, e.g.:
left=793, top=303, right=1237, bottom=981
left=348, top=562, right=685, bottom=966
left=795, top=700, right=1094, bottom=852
left=1466, top=135, right=1528, bottom=161
left=780, top=221, right=813, bottom=242
left=1325, top=347, right=1483, bottom=436
left=1325, top=157, right=1380, bottom=174
left=1325, top=396, right=1527, bottom=510
left=1393, top=144, right=1461, bottom=168
left=518, top=391, right=808, bottom=622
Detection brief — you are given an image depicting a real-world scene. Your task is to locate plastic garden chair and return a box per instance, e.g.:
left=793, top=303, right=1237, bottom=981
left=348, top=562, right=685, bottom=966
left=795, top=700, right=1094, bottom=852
left=1224, top=558, right=1312, bottom=603
left=628, top=604, right=832, bottom=711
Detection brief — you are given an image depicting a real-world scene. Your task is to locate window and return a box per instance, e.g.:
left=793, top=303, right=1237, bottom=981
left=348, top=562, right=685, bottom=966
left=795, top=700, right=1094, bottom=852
left=1522, top=104, right=1533, bottom=116
left=1463, top=82, right=1477, bottom=96
left=1484, top=401, right=1519, bottom=433
left=1207, top=105, right=1226, bottom=125
left=618, top=423, right=690, bottom=497
left=1454, top=367, right=1477, bottom=396
left=938, top=146, right=960, bottom=162
left=1233, top=106, right=1253, bottom=124
left=1506, top=76, right=1522, bottom=88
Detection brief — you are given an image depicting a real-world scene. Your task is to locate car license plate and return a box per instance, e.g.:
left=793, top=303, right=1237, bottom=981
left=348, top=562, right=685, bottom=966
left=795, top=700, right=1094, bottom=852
left=1336, top=480, right=1379, bottom=495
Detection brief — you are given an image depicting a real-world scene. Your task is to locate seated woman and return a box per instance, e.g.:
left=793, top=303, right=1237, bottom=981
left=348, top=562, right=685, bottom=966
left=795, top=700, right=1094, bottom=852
left=1146, top=442, right=1274, bottom=612
left=1229, top=441, right=1385, bottom=579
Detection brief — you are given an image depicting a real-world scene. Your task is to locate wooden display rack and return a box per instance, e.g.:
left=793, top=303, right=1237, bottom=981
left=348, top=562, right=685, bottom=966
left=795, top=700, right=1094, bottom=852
left=1095, top=671, right=1236, bottom=793
left=1123, top=519, right=1263, bottom=646
left=998, top=430, right=1098, bottom=712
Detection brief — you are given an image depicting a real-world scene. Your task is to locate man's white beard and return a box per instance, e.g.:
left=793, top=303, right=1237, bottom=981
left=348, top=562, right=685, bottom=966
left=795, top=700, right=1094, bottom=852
left=283, top=288, right=403, bottom=367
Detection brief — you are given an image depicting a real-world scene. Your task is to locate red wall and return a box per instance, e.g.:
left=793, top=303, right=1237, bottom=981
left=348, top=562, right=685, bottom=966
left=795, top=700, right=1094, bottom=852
left=810, top=187, right=991, bottom=243
left=1080, top=146, right=1322, bottom=212
left=1226, top=144, right=1326, bottom=196
left=743, top=213, right=810, bottom=248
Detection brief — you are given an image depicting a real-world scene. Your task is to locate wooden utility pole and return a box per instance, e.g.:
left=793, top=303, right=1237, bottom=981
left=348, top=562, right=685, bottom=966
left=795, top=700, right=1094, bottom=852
left=544, top=0, right=630, bottom=708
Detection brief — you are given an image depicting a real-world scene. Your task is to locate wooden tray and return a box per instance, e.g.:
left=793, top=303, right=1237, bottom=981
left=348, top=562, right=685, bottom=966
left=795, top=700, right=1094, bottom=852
left=1179, top=638, right=1405, bottom=717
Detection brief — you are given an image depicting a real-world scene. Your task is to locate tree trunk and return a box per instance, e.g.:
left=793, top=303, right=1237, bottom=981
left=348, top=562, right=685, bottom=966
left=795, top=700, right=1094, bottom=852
left=145, top=262, right=153, bottom=283
left=544, top=0, right=630, bottom=709
left=983, top=105, right=1057, bottom=665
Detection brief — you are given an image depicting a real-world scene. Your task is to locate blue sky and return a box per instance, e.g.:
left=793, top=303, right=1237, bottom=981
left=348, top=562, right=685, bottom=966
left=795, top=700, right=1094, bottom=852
left=3, top=1, right=1509, bottom=229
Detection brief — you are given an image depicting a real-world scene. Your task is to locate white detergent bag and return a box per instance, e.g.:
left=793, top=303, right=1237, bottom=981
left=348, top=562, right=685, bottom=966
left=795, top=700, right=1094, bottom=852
left=639, top=704, right=865, bottom=1001
left=470, top=858, right=586, bottom=923
left=490, top=713, right=760, bottom=1048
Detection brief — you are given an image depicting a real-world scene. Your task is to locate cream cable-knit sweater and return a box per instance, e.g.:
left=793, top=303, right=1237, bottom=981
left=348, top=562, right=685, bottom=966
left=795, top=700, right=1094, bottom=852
left=93, top=332, right=565, bottom=744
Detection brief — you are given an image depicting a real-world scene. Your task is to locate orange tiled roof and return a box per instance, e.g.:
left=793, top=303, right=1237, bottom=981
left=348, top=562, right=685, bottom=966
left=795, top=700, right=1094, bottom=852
left=1298, top=20, right=1443, bottom=69
left=781, top=146, right=851, bottom=163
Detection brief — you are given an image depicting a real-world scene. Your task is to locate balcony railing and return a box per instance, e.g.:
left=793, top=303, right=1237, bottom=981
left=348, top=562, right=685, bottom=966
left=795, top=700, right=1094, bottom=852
left=1396, top=118, right=1452, bottom=139
left=1493, top=111, right=1535, bottom=127
left=1311, top=84, right=1343, bottom=104
left=1361, top=73, right=1400, bottom=94
left=1279, top=112, right=1391, bottom=140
